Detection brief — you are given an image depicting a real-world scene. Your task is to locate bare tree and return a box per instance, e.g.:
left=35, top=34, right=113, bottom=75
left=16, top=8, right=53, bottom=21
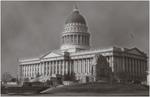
left=2, top=72, right=13, bottom=83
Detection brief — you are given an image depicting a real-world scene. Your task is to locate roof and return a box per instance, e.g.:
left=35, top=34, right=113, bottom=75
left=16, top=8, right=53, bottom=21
left=65, top=10, right=86, bottom=25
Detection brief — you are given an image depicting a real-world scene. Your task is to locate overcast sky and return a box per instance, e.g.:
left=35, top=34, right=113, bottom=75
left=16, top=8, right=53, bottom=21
left=1, top=1, right=149, bottom=77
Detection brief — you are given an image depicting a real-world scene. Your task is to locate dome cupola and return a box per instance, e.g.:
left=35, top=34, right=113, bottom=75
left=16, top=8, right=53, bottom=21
left=65, top=6, right=86, bottom=25
left=60, top=5, right=90, bottom=52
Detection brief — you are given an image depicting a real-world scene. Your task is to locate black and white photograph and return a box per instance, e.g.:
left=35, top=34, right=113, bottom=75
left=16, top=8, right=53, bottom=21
left=1, top=1, right=149, bottom=96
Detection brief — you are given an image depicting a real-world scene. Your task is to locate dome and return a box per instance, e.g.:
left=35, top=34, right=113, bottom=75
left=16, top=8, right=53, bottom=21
left=65, top=10, right=86, bottom=25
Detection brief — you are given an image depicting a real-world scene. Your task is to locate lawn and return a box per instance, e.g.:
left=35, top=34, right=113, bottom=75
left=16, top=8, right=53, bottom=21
left=2, top=82, right=149, bottom=96
left=39, top=82, right=149, bottom=96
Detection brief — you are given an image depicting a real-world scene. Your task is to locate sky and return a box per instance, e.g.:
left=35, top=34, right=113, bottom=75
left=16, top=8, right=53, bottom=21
left=1, top=1, right=149, bottom=77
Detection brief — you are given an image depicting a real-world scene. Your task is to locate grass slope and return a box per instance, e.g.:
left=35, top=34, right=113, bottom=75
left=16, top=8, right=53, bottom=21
left=43, top=82, right=149, bottom=96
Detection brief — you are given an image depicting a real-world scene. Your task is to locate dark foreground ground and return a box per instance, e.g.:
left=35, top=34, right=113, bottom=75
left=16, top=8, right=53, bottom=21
left=2, top=82, right=149, bottom=96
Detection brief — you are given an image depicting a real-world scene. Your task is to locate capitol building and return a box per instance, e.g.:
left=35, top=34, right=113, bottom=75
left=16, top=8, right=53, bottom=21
left=18, top=6, right=148, bottom=83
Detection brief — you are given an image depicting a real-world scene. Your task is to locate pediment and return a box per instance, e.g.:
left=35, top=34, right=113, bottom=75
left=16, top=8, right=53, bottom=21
left=125, top=48, right=145, bottom=56
left=42, top=52, right=62, bottom=58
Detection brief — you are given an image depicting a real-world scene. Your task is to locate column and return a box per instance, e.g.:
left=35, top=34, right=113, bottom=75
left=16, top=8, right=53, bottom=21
left=63, top=60, right=65, bottom=75
left=58, top=61, right=60, bottom=74
left=48, top=62, right=49, bottom=75
left=66, top=35, right=68, bottom=44
left=70, top=35, right=72, bottom=44
left=65, top=35, right=67, bottom=44
left=124, top=57, right=126, bottom=72
left=60, top=60, right=62, bottom=75
left=66, top=61, right=68, bottom=75
left=84, top=59, right=86, bottom=74
left=19, top=65, right=22, bottom=80
left=57, top=61, right=59, bottom=74
left=111, top=56, right=114, bottom=72
left=63, top=60, right=66, bottom=75
left=134, top=59, right=136, bottom=76
left=68, top=35, right=70, bottom=44
left=60, top=60, right=62, bottom=74
left=45, top=62, right=47, bottom=76
left=136, top=59, right=139, bottom=77
left=62, top=61, right=64, bottom=75
left=77, top=35, right=78, bottom=44
left=35, top=64, right=36, bottom=77
left=143, top=60, right=146, bottom=74
left=85, top=36, right=87, bottom=45
left=81, top=59, right=83, bottom=74
left=50, top=61, right=52, bottom=75
left=34, top=64, right=36, bottom=76
left=23, top=65, right=24, bottom=78
left=42, top=62, right=44, bottom=76
left=124, top=56, right=128, bottom=72
left=39, top=63, right=41, bottom=75
left=77, top=60, right=79, bottom=74
left=142, top=60, right=144, bottom=75
left=64, top=61, right=66, bottom=75
left=70, top=60, right=73, bottom=74
left=69, top=35, right=72, bottom=44
left=78, top=35, right=81, bottom=44
left=55, top=61, right=57, bottom=74
left=80, top=35, right=82, bottom=45
left=128, top=58, right=131, bottom=74
left=72, top=35, right=74, bottom=44
left=78, top=60, right=81, bottom=74
left=49, top=61, right=51, bottom=76
left=51, top=61, right=53, bottom=75
left=87, top=36, right=90, bottom=45
left=138, top=59, right=140, bottom=76
left=83, top=59, right=85, bottom=73
left=26, top=65, right=28, bottom=77
left=32, top=65, right=33, bottom=77
left=87, top=58, right=90, bottom=73
left=59, top=60, right=61, bottom=74
left=24, top=65, right=25, bottom=77
left=138, top=60, right=140, bottom=76
left=74, top=60, right=77, bottom=73
left=130, top=58, right=132, bottom=74
left=139, top=59, right=142, bottom=76
left=86, top=59, right=88, bottom=74
left=53, top=61, right=55, bottom=74
left=132, top=59, right=134, bottom=76
left=22, top=65, right=24, bottom=78
left=135, top=59, right=139, bottom=76
left=68, top=61, right=70, bottom=74
left=140, top=60, right=142, bottom=75
left=136, top=59, right=138, bottom=77
left=31, top=65, right=33, bottom=77
left=80, top=60, right=82, bottom=74
left=55, top=60, right=58, bottom=74
left=82, top=35, right=84, bottom=45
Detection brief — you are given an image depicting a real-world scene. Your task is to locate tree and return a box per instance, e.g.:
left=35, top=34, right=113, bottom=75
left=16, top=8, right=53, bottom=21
left=2, top=72, right=13, bottom=83
left=36, top=72, right=41, bottom=78
left=11, top=78, right=17, bottom=82
left=116, top=71, right=128, bottom=83
left=24, top=78, right=29, bottom=82
left=63, top=72, right=76, bottom=81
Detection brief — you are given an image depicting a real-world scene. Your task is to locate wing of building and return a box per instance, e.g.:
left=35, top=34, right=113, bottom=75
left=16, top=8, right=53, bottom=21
left=18, top=6, right=148, bottom=83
